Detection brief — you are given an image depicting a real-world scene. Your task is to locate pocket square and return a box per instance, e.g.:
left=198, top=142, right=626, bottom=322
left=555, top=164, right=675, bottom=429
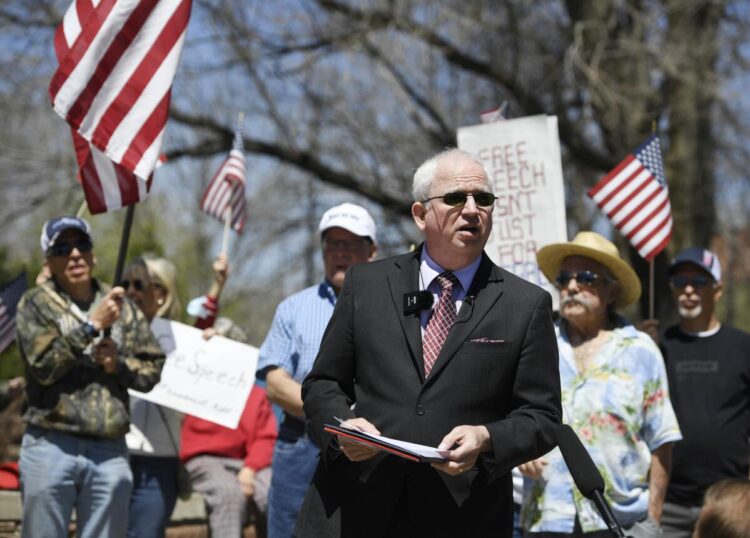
left=468, top=338, right=507, bottom=344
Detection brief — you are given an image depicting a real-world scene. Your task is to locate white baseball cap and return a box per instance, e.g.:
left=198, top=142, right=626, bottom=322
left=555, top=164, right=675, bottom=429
left=318, top=203, right=377, bottom=243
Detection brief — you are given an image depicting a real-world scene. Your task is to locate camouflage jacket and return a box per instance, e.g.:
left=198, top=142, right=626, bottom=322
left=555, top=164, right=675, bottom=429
left=16, top=279, right=165, bottom=439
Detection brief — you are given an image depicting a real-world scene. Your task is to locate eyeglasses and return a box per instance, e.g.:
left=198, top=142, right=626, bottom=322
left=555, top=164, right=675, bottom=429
left=555, top=270, right=601, bottom=288
left=47, top=239, right=93, bottom=257
left=323, top=238, right=369, bottom=252
left=670, top=275, right=711, bottom=289
left=422, top=191, right=497, bottom=207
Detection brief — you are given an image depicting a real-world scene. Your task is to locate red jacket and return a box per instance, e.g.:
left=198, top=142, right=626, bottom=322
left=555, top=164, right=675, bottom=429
left=180, top=385, right=277, bottom=471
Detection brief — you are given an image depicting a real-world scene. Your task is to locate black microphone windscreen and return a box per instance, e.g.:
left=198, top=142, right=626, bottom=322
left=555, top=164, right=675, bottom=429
left=556, top=424, right=605, bottom=499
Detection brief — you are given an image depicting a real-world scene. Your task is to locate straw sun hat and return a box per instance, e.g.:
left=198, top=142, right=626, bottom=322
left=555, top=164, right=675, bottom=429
left=536, top=231, right=641, bottom=308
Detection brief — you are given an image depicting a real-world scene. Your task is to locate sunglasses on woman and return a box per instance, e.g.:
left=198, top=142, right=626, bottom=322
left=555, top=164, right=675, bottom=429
left=121, top=279, right=164, bottom=292
left=121, top=279, right=146, bottom=291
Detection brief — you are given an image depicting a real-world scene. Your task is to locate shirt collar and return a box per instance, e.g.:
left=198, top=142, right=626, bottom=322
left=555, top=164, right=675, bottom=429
left=419, top=247, right=481, bottom=293
left=319, top=279, right=338, bottom=305
left=557, top=315, right=636, bottom=345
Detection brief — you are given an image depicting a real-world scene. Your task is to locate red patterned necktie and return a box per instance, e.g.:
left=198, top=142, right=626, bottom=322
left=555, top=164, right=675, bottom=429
left=422, top=272, right=459, bottom=376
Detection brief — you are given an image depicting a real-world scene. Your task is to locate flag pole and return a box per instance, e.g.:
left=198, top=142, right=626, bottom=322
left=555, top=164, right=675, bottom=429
left=219, top=111, right=243, bottom=257
left=649, top=259, right=655, bottom=319
left=76, top=201, right=88, bottom=218
left=113, top=204, right=136, bottom=285
left=102, top=203, right=135, bottom=338
left=221, top=205, right=232, bottom=257
left=648, top=120, right=657, bottom=320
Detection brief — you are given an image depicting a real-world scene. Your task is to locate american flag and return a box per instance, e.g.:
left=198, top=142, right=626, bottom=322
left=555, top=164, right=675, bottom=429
left=199, top=126, right=247, bottom=232
left=479, top=102, right=508, bottom=124
left=587, top=135, right=673, bottom=261
left=49, top=0, right=191, bottom=214
left=0, top=273, right=27, bottom=354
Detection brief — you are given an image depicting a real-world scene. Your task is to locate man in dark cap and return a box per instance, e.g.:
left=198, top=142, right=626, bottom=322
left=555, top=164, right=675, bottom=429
left=648, top=248, right=750, bottom=538
left=16, top=216, right=165, bottom=538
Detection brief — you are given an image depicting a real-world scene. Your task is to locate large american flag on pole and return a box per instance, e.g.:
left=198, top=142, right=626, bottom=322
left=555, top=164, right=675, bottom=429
left=49, top=0, right=191, bottom=214
left=587, top=135, right=673, bottom=261
left=0, top=273, right=26, bottom=354
left=199, top=125, right=247, bottom=233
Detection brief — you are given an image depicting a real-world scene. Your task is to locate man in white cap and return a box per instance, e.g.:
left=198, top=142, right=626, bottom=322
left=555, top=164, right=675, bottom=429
left=521, top=231, right=682, bottom=538
left=256, top=203, right=377, bottom=538
left=643, top=248, right=750, bottom=538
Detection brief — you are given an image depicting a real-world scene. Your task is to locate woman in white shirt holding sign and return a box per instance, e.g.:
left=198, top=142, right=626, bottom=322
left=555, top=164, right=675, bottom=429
left=122, top=256, right=183, bottom=538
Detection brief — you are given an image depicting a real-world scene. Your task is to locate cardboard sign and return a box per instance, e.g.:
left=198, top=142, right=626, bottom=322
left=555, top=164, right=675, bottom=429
left=458, top=115, right=567, bottom=303
left=129, top=318, right=257, bottom=429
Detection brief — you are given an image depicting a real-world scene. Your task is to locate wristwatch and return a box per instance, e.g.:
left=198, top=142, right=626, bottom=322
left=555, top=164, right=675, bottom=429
left=82, top=320, right=101, bottom=339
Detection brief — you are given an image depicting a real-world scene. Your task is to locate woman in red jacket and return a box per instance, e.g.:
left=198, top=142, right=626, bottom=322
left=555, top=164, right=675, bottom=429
left=179, top=257, right=277, bottom=537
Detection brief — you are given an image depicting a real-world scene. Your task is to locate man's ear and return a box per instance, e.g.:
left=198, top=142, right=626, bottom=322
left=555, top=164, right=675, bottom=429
left=368, top=244, right=378, bottom=261
left=412, top=201, right=427, bottom=232
left=713, top=281, right=723, bottom=302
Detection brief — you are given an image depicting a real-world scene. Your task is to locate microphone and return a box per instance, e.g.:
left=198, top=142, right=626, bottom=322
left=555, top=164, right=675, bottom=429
left=556, top=424, right=628, bottom=538
left=403, top=290, right=433, bottom=315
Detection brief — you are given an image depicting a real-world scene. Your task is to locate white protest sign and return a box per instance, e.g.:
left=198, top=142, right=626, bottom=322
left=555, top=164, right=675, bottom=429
left=129, top=318, right=257, bottom=429
left=458, top=114, right=567, bottom=303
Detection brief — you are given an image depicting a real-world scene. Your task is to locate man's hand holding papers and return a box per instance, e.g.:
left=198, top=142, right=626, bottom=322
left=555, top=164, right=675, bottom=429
left=336, top=417, right=382, bottom=462
left=324, top=419, right=452, bottom=464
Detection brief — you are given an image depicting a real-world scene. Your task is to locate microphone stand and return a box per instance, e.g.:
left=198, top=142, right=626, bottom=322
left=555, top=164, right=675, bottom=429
left=592, top=490, right=628, bottom=538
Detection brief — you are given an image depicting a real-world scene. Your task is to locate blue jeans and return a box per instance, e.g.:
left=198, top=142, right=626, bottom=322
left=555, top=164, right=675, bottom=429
left=267, top=435, right=319, bottom=538
left=19, top=425, right=132, bottom=538
left=127, top=455, right=179, bottom=538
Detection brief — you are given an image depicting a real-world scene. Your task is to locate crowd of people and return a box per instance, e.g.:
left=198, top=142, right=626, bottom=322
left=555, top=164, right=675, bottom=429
left=1, top=149, right=748, bottom=537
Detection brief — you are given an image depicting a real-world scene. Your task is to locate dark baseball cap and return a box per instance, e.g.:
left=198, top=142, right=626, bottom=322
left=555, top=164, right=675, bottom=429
left=40, top=216, right=92, bottom=255
left=668, top=247, right=721, bottom=282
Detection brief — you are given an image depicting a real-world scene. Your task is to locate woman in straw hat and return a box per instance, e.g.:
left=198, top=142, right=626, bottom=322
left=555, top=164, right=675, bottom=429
left=519, top=232, right=682, bottom=538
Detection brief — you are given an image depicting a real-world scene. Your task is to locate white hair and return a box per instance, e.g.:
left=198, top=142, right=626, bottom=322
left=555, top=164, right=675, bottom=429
left=412, top=148, right=491, bottom=202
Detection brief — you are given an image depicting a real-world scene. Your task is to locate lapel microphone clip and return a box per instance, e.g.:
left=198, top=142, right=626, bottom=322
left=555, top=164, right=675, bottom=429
left=403, top=290, right=434, bottom=315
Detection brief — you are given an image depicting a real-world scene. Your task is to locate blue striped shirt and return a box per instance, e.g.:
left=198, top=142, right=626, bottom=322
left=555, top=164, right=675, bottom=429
left=256, top=281, right=337, bottom=384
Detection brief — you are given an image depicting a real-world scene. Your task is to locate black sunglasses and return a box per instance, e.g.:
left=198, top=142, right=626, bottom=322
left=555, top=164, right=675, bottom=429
left=48, top=239, right=93, bottom=257
left=555, top=270, right=601, bottom=288
left=669, top=275, right=711, bottom=289
left=423, top=191, right=497, bottom=207
left=121, top=279, right=145, bottom=291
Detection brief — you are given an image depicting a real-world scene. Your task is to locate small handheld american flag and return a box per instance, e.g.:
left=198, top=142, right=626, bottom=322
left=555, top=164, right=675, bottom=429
left=587, top=135, right=672, bottom=261
left=0, top=273, right=27, bottom=354
left=199, top=122, right=247, bottom=233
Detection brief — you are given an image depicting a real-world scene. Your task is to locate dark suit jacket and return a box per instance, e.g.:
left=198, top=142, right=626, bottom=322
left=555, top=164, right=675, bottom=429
left=298, top=248, right=561, bottom=537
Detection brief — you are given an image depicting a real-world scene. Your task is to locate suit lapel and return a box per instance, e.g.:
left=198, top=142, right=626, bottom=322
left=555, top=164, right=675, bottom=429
left=387, top=249, right=425, bottom=382
left=423, top=255, right=504, bottom=385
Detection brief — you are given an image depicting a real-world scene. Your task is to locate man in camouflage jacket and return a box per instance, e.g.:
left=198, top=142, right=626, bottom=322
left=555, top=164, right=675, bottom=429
left=16, top=216, right=165, bottom=538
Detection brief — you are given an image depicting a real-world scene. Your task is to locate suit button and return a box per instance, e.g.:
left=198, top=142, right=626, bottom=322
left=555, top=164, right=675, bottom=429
left=416, top=406, right=425, bottom=416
